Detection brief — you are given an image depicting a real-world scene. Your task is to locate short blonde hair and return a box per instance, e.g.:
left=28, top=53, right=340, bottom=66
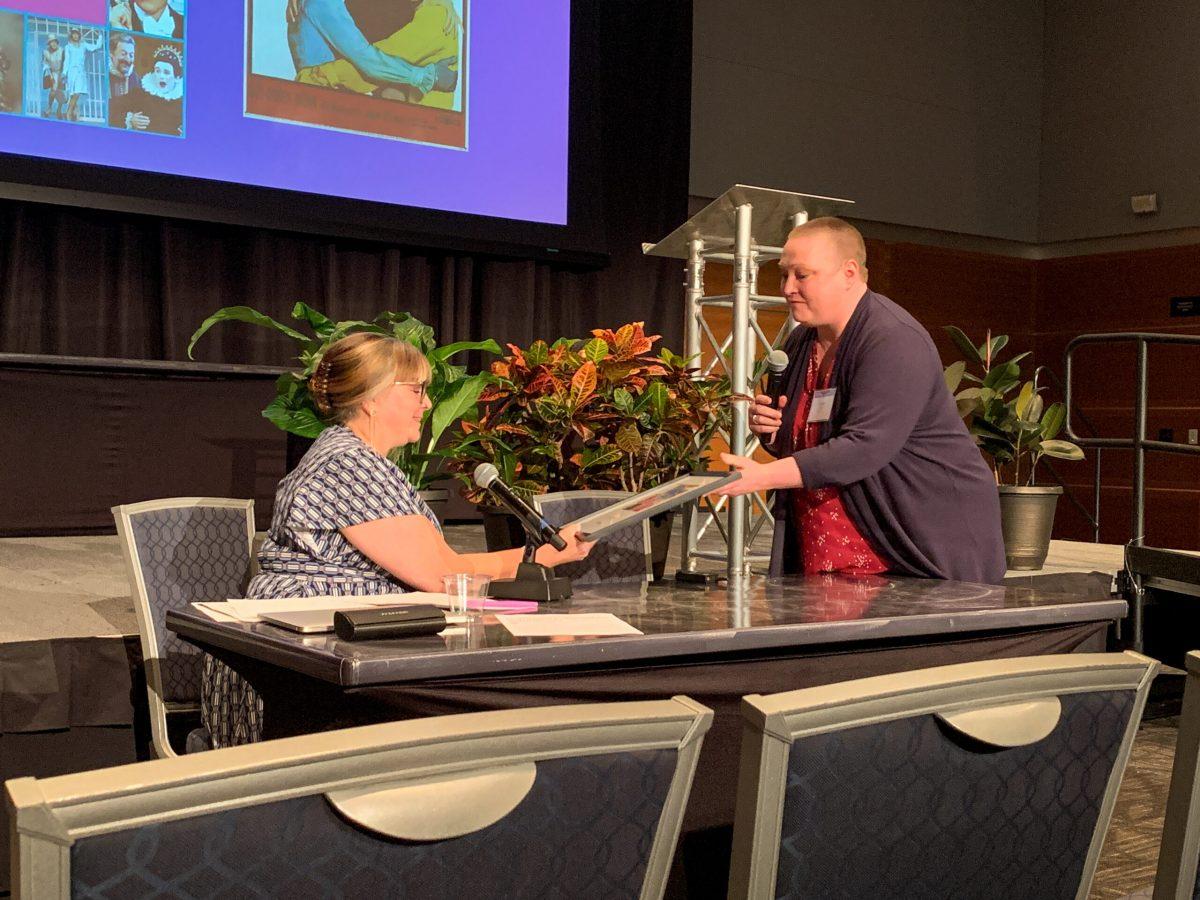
left=308, top=332, right=431, bottom=424
left=787, top=216, right=867, bottom=270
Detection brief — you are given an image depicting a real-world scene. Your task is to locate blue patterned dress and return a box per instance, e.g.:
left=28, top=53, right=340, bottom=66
left=246, top=425, right=442, bottom=598
left=203, top=425, right=442, bottom=747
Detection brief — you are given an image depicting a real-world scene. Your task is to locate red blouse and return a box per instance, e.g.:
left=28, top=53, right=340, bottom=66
left=790, top=349, right=891, bottom=576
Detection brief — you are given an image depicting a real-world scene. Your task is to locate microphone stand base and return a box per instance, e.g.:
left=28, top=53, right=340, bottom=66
left=675, top=569, right=719, bottom=585
left=489, top=562, right=573, bottom=603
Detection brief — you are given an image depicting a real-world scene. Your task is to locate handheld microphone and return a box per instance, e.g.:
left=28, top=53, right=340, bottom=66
left=473, top=463, right=567, bottom=550
left=764, top=349, right=789, bottom=407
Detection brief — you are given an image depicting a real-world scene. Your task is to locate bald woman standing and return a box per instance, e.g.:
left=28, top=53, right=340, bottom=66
left=714, top=217, right=1005, bottom=584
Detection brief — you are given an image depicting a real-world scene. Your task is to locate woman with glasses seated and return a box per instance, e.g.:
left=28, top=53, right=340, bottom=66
left=213, top=331, right=594, bottom=746
left=245, top=331, right=592, bottom=600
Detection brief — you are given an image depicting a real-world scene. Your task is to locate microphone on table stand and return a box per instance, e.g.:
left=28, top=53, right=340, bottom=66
left=473, top=463, right=566, bottom=550
left=473, top=463, right=572, bottom=602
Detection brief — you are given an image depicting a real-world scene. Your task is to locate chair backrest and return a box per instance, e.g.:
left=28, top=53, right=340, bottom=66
left=1154, top=650, right=1200, bottom=899
left=729, top=651, right=1159, bottom=900
left=112, top=498, right=254, bottom=757
left=8, top=696, right=713, bottom=900
left=534, top=490, right=651, bottom=585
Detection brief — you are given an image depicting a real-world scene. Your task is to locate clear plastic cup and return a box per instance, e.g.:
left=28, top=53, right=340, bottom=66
left=443, top=573, right=469, bottom=614
left=442, top=573, right=492, bottom=614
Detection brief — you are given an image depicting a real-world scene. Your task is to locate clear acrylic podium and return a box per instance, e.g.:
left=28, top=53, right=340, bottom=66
left=643, top=185, right=854, bottom=578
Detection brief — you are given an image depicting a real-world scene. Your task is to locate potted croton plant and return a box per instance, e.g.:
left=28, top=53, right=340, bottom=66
left=443, top=322, right=730, bottom=578
left=943, top=326, right=1084, bottom=570
left=188, top=303, right=500, bottom=520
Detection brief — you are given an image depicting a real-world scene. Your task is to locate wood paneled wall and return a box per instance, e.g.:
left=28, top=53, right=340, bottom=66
left=1035, top=245, right=1200, bottom=548
left=694, top=238, right=1038, bottom=460
left=686, top=237, right=1200, bottom=549
left=697, top=238, right=1038, bottom=366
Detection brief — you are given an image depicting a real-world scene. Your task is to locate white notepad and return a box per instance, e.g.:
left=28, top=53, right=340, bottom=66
left=495, top=613, right=642, bottom=637
left=193, top=593, right=453, bottom=624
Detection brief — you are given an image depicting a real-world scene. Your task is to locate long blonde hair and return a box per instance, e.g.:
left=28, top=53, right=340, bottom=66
left=308, top=332, right=431, bottom=424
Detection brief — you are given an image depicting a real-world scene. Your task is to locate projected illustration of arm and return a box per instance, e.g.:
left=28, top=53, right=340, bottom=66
left=288, top=0, right=446, bottom=93
left=295, top=0, right=459, bottom=105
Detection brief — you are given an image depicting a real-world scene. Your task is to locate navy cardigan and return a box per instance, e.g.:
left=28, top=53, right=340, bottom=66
left=766, top=289, right=1006, bottom=584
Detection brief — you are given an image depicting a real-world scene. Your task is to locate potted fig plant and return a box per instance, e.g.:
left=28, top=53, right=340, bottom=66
left=443, top=322, right=730, bottom=577
left=188, top=303, right=500, bottom=520
left=943, top=326, right=1084, bottom=570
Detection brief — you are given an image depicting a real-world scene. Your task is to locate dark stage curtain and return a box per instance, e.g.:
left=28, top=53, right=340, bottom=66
left=0, top=1, right=693, bottom=364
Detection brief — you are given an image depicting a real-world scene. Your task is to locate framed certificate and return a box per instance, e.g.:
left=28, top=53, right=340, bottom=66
left=572, top=472, right=742, bottom=541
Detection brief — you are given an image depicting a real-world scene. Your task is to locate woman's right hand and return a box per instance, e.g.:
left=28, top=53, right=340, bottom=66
left=749, top=393, right=787, bottom=441
left=536, top=523, right=594, bottom=567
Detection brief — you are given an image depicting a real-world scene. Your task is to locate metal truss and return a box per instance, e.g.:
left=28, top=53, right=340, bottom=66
left=643, top=186, right=854, bottom=578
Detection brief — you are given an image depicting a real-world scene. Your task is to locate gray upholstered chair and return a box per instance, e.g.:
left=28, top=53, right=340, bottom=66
left=534, top=490, right=652, bottom=584
left=1153, top=651, right=1200, bottom=899
left=728, top=651, right=1159, bottom=900
left=112, top=498, right=255, bottom=758
left=7, top=696, right=713, bottom=899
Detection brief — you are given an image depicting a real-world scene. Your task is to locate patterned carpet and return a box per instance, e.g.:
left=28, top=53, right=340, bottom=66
left=1091, top=718, right=1178, bottom=898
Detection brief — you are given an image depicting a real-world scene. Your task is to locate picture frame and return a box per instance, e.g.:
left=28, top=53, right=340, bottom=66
left=572, top=472, right=742, bottom=542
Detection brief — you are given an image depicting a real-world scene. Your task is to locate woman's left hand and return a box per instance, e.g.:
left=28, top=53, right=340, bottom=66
left=712, top=452, right=804, bottom=496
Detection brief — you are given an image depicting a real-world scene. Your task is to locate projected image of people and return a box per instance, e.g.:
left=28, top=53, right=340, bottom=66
left=0, top=11, right=22, bottom=115
left=247, top=0, right=467, bottom=147
left=40, top=33, right=64, bottom=118
left=62, top=26, right=103, bottom=122
left=109, top=0, right=185, bottom=39
left=109, top=38, right=183, bottom=135
left=106, top=32, right=137, bottom=125
left=0, top=0, right=565, bottom=223
left=24, top=20, right=103, bottom=124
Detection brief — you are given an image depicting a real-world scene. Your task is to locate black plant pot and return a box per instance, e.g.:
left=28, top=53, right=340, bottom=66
left=418, top=489, right=450, bottom=526
left=648, top=510, right=675, bottom=582
left=482, top=509, right=527, bottom=551
left=485, top=508, right=675, bottom=579
left=285, top=432, right=315, bottom=473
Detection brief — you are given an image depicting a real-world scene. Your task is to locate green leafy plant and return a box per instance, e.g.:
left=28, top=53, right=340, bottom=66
left=187, top=303, right=501, bottom=490
left=943, top=326, right=1084, bottom=485
left=442, top=322, right=730, bottom=506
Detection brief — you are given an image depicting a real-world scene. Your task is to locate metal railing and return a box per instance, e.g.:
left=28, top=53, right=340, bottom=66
left=1064, top=333, right=1200, bottom=545
left=1063, top=332, right=1200, bottom=651
left=1031, top=365, right=1102, bottom=543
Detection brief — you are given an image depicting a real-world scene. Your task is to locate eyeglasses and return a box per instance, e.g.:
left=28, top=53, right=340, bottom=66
left=393, top=381, right=430, bottom=400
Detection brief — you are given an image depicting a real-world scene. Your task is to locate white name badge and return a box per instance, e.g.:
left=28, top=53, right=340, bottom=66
left=807, top=388, right=837, bottom=424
